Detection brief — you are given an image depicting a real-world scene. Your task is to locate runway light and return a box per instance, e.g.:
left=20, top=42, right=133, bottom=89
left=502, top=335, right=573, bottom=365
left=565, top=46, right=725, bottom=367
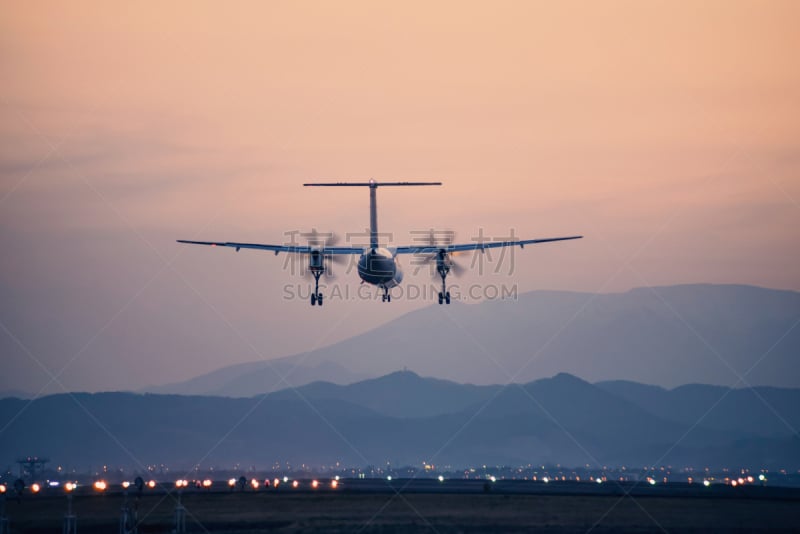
left=490, top=476, right=496, bottom=483
left=251, top=479, right=259, bottom=489
left=93, top=481, right=107, bottom=492
left=596, top=478, right=603, bottom=484
left=647, top=478, right=656, bottom=486
left=703, top=480, right=711, bottom=487
left=175, top=479, right=188, bottom=488
left=122, top=481, right=130, bottom=489
left=335, top=475, right=340, bottom=481
left=65, top=482, right=76, bottom=492
left=202, top=479, right=212, bottom=488
left=438, top=475, right=444, bottom=483
left=311, top=480, right=319, bottom=489
left=48, top=481, right=60, bottom=488
left=228, top=478, right=236, bottom=488
left=31, top=483, right=41, bottom=494
left=386, top=476, right=392, bottom=482
left=147, top=480, right=156, bottom=489
left=0, top=484, right=6, bottom=493
left=331, top=480, right=339, bottom=489
left=747, top=476, right=754, bottom=483
left=283, top=476, right=289, bottom=483
left=731, top=480, right=738, bottom=487
left=292, top=480, right=299, bottom=488
left=273, top=478, right=280, bottom=488
left=737, top=478, right=744, bottom=485
left=759, top=474, right=766, bottom=481
left=542, top=477, right=549, bottom=484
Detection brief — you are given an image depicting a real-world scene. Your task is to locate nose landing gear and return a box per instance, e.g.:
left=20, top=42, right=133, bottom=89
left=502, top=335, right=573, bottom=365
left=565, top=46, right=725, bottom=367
left=381, top=286, right=392, bottom=303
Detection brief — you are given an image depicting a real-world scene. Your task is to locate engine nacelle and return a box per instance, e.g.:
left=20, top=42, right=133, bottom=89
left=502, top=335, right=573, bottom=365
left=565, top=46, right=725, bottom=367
left=308, top=249, right=324, bottom=273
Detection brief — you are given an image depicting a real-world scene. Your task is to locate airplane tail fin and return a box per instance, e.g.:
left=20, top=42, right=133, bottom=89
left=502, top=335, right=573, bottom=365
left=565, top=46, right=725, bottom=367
left=304, top=180, right=442, bottom=249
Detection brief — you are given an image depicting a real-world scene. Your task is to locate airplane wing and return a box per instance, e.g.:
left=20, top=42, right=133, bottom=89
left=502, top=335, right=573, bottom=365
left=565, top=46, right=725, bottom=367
left=393, top=235, right=583, bottom=255
left=176, top=240, right=364, bottom=255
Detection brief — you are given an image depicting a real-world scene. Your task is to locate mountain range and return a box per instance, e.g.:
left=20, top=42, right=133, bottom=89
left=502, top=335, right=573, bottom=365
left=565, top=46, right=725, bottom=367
left=146, top=284, right=800, bottom=397
left=2, top=371, right=798, bottom=470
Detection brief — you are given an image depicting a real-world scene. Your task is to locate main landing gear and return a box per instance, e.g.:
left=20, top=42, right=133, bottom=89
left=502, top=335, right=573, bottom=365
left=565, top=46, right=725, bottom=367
left=310, top=270, right=323, bottom=306
left=381, top=287, right=392, bottom=303
left=437, top=253, right=452, bottom=305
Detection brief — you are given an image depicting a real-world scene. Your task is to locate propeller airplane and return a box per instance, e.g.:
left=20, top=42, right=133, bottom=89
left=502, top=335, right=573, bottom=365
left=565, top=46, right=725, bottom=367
left=178, top=181, right=582, bottom=306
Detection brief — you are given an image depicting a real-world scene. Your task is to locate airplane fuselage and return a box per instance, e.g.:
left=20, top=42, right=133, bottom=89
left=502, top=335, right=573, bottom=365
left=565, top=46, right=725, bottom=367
left=357, top=248, right=404, bottom=289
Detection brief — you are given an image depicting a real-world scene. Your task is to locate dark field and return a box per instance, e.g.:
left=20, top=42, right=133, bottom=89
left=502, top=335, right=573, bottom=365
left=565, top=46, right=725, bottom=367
left=2, top=485, right=799, bottom=533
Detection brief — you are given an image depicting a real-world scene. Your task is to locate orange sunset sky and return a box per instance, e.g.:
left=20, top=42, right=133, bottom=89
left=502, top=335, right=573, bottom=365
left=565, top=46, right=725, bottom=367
left=1, top=1, right=798, bottom=393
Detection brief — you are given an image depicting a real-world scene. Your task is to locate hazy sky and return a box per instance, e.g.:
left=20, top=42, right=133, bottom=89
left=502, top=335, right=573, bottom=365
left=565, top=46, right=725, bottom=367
left=1, top=1, right=798, bottom=394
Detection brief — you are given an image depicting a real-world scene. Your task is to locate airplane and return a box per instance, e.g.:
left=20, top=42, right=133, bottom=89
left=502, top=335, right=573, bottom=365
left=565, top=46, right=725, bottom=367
left=178, top=180, right=582, bottom=306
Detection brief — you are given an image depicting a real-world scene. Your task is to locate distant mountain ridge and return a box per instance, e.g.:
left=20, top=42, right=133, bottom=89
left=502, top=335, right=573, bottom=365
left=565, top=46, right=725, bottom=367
left=145, top=359, right=366, bottom=396
left=145, top=284, right=800, bottom=397
left=3, top=371, right=798, bottom=470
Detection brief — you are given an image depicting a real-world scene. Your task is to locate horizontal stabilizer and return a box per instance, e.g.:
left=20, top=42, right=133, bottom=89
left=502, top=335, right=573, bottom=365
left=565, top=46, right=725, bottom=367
left=304, top=181, right=441, bottom=187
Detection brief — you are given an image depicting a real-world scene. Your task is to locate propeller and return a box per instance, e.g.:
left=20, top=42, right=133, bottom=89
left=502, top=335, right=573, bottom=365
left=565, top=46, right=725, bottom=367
left=301, top=228, right=347, bottom=280
left=304, top=228, right=340, bottom=247
left=303, top=228, right=348, bottom=266
left=419, top=229, right=466, bottom=278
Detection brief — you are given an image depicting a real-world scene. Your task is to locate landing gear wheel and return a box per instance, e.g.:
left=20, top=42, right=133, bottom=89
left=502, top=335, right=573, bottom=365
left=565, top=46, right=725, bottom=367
left=438, top=292, right=444, bottom=305
left=317, top=293, right=323, bottom=306
left=445, top=292, right=451, bottom=305
left=387, top=294, right=391, bottom=303
left=311, top=293, right=317, bottom=306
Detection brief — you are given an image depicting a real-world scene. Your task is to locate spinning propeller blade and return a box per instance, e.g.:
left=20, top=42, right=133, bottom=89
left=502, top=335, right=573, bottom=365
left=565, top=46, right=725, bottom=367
left=421, top=229, right=465, bottom=278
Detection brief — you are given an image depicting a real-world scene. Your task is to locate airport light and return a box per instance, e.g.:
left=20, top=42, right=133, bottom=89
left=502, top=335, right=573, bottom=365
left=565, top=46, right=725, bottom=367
left=122, top=481, right=130, bottom=489
left=94, top=480, right=107, bottom=492
left=250, top=479, right=259, bottom=490
left=311, top=480, right=319, bottom=489
left=759, top=474, right=766, bottom=482
left=331, top=480, right=339, bottom=489
left=48, top=481, right=60, bottom=488
left=595, top=478, right=602, bottom=484
left=0, top=484, right=6, bottom=493
left=438, top=475, right=444, bottom=483
left=746, top=476, right=754, bottom=483
left=273, top=478, right=280, bottom=488
left=228, top=478, right=236, bottom=488
left=489, top=476, right=496, bottom=483
left=386, top=476, right=392, bottom=482
left=31, top=483, right=41, bottom=494
left=283, top=476, right=289, bottom=483
left=703, top=480, right=710, bottom=487
left=542, top=477, right=549, bottom=484
left=175, top=479, right=189, bottom=488
left=65, top=482, right=76, bottom=492
left=202, top=479, right=212, bottom=488
left=731, top=480, right=738, bottom=487
left=292, top=480, right=299, bottom=489
left=147, top=480, right=156, bottom=489
left=335, top=475, right=340, bottom=481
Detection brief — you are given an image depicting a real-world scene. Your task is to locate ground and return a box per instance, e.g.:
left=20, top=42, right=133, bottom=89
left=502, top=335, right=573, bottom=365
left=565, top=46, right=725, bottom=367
left=2, top=488, right=799, bottom=533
